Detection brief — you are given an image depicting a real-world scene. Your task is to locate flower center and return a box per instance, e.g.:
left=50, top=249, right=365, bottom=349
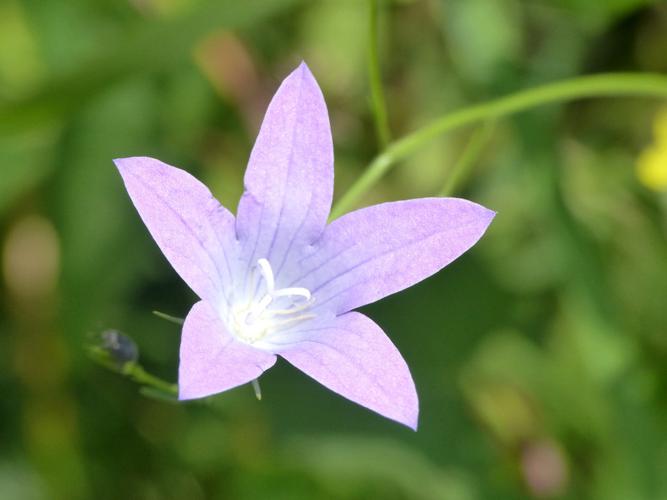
left=229, top=258, right=314, bottom=345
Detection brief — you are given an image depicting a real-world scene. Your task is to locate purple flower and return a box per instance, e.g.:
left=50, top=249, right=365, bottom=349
left=114, top=63, right=494, bottom=429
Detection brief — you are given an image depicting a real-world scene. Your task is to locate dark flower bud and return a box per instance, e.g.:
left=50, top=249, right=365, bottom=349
left=95, top=329, right=139, bottom=367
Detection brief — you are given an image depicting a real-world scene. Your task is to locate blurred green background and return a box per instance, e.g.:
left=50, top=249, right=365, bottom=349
left=2, top=0, right=667, bottom=498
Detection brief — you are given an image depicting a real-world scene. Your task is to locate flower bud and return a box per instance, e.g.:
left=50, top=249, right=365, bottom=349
left=96, top=329, right=139, bottom=367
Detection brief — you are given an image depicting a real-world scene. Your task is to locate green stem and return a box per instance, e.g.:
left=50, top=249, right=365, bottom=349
left=368, top=0, right=391, bottom=148
left=152, top=310, right=185, bottom=325
left=438, top=120, right=495, bottom=197
left=126, top=364, right=178, bottom=395
left=251, top=379, right=262, bottom=400
left=331, top=72, right=667, bottom=219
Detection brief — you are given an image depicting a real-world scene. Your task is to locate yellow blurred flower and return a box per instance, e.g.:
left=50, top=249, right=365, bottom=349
left=637, top=107, right=667, bottom=191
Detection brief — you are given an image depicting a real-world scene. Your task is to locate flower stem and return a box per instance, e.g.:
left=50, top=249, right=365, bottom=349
left=368, top=0, right=391, bottom=149
left=125, top=363, right=179, bottom=395
left=331, top=72, right=667, bottom=219
left=438, top=120, right=495, bottom=197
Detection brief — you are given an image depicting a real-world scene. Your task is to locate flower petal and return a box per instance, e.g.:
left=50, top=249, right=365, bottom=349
left=276, top=312, right=418, bottom=429
left=178, top=301, right=277, bottom=400
left=115, top=157, right=237, bottom=303
left=295, top=198, right=495, bottom=314
left=235, top=62, right=333, bottom=275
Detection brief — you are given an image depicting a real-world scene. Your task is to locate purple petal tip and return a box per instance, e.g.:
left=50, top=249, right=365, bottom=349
left=291, top=61, right=316, bottom=84
left=113, top=156, right=139, bottom=173
left=403, top=407, right=419, bottom=431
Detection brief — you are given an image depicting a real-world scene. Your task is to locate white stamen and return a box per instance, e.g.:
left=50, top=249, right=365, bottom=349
left=257, top=258, right=275, bottom=292
left=249, top=294, right=273, bottom=318
left=229, top=258, right=314, bottom=345
left=272, top=287, right=311, bottom=300
left=268, top=313, right=316, bottom=329
left=269, top=299, right=315, bottom=316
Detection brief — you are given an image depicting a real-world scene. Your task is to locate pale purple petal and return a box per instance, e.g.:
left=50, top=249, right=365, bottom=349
left=276, top=312, right=418, bottom=429
left=294, top=198, right=495, bottom=314
left=115, top=157, right=237, bottom=303
left=178, top=301, right=277, bottom=400
left=235, top=62, right=333, bottom=275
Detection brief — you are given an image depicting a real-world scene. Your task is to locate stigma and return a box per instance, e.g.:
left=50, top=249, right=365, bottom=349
left=228, top=258, right=314, bottom=345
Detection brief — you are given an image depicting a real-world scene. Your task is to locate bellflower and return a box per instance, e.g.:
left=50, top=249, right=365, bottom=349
left=114, top=62, right=494, bottom=429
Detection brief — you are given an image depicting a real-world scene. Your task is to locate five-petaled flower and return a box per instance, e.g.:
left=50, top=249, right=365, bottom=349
left=114, top=62, right=494, bottom=429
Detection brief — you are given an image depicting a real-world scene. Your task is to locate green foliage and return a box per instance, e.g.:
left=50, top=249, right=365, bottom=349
left=1, top=0, right=667, bottom=498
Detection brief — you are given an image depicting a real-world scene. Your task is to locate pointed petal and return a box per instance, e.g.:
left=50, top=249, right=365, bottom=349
left=115, top=157, right=237, bottom=303
left=296, top=198, right=495, bottom=314
left=178, top=301, right=277, bottom=400
left=236, top=62, right=334, bottom=274
left=276, top=312, right=418, bottom=429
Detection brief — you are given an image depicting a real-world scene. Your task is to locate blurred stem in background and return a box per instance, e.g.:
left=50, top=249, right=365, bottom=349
left=438, top=120, right=495, bottom=197
left=368, top=0, right=391, bottom=150
left=331, top=73, right=667, bottom=218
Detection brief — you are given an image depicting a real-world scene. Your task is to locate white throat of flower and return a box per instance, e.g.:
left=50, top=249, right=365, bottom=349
left=229, top=258, right=314, bottom=345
